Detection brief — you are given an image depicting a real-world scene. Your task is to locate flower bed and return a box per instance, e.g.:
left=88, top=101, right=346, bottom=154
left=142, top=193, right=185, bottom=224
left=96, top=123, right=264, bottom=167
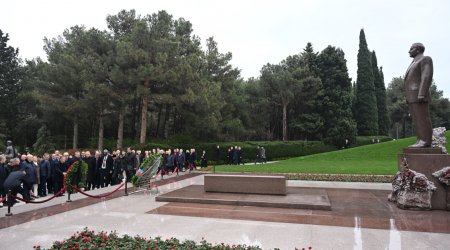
left=286, top=173, right=394, bottom=182
left=34, top=227, right=265, bottom=250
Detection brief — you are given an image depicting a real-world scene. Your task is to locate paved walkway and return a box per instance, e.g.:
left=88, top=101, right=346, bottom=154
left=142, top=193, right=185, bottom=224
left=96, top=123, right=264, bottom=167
left=0, top=175, right=449, bottom=249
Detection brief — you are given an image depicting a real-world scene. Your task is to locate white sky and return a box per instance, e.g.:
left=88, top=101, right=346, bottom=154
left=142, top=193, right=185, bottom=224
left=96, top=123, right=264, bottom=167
left=2, top=0, right=450, bottom=96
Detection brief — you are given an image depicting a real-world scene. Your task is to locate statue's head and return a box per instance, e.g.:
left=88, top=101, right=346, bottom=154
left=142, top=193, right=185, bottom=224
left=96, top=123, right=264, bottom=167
left=409, top=43, right=425, bottom=57
left=6, top=140, right=12, bottom=146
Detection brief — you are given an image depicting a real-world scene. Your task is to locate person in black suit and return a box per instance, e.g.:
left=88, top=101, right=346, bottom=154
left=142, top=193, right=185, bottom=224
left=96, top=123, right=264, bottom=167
left=3, top=167, right=30, bottom=205
left=54, top=156, right=68, bottom=196
left=38, top=153, right=50, bottom=197
left=85, top=151, right=96, bottom=190
left=125, top=148, right=135, bottom=182
left=99, top=149, right=113, bottom=188
left=0, top=155, right=10, bottom=206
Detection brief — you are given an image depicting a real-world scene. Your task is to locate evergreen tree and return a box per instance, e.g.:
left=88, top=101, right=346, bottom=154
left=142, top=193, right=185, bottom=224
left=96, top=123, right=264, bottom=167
left=0, top=29, right=22, bottom=142
left=286, top=45, right=323, bottom=140
left=317, top=46, right=357, bottom=147
left=33, top=124, right=56, bottom=155
left=372, top=54, right=389, bottom=136
left=355, top=29, right=378, bottom=135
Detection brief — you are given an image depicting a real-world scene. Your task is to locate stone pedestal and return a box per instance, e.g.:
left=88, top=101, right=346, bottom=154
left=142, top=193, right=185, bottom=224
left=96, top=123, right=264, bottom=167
left=398, top=148, right=450, bottom=210
left=204, top=174, right=287, bottom=195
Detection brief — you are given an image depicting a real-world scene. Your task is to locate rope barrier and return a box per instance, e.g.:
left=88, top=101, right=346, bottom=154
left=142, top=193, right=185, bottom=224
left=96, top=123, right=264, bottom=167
left=161, top=167, right=178, bottom=176
left=71, top=182, right=125, bottom=199
left=12, top=187, right=66, bottom=204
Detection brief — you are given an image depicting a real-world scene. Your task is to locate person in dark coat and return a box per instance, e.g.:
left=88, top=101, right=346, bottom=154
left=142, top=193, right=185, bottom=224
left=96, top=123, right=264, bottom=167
left=237, top=147, right=243, bottom=165
left=185, top=150, right=191, bottom=170
left=111, top=152, right=123, bottom=185
left=177, top=149, right=186, bottom=171
left=99, top=150, right=113, bottom=188
left=215, top=145, right=220, bottom=165
left=200, top=150, right=208, bottom=168
left=20, top=155, right=35, bottom=200
left=232, top=146, right=239, bottom=165
left=125, top=148, right=136, bottom=182
left=38, top=153, right=50, bottom=197
left=164, top=150, right=174, bottom=176
left=0, top=155, right=10, bottom=206
left=54, top=156, right=68, bottom=196
left=85, top=151, right=96, bottom=190
left=3, top=167, right=30, bottom=205
left=48, top=153, right=59, bottom=194
left=190, top=149, right=197, bottom=169
left=93, top=151, right=102, bottom=189
left=255, top=146, right=261, bottom=164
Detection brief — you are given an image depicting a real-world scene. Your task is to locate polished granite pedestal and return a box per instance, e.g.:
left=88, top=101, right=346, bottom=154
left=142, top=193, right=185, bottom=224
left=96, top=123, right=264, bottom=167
left=204, top=174, right=287, bottom=195
left=155, top=185, right=331, bottom=210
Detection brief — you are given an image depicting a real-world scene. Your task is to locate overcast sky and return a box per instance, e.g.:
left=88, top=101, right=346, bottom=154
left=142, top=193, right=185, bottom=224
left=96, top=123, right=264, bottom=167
left=2, top=0, right=450, bottom=96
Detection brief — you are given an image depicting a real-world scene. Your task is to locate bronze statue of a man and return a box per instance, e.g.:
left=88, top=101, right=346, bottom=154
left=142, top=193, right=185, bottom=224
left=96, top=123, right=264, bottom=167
left=404, top=43, right=433, bottom=148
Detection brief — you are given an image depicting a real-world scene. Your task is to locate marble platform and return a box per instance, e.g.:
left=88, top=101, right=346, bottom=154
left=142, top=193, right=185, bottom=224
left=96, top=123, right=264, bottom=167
left=156, top=185, right=331, bottom=210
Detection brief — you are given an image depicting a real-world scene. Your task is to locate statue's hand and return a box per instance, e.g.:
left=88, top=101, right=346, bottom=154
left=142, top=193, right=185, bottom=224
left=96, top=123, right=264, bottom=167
left=417, top=95, right=425, bottom=102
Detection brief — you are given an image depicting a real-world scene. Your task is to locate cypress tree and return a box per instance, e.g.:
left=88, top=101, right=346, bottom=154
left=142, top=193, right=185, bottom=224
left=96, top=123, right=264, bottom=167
left=317, top=46, right=357, bottom=147
left=372, top=51, right=389, bottom=135
left=355, top=29, right=378, bottom=135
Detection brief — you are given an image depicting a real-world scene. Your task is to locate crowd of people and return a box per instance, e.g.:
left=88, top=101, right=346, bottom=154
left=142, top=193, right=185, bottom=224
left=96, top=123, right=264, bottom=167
left=0, top=140, right=212, bottom=208
left=0, top=140, right=269, bottom=208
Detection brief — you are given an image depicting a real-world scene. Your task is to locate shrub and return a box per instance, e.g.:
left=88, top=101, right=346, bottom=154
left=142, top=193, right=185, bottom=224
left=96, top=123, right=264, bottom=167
left=35, top=227, right=263, bottom=250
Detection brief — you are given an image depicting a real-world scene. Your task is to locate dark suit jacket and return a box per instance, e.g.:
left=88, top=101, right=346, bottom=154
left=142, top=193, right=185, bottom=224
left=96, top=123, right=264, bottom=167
left=404, top=55, right=433, bottom=103
left=99, top=155, right=113, bottom=172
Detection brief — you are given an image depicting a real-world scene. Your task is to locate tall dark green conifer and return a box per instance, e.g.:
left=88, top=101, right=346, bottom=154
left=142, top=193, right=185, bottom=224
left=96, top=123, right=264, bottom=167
left=355, top=29, right=378, bottom=135
left=372, top=51, right=389, bottom=135
left=0, top=29, right=21, bottom=143
left=318, top=46, right=357, bottom=147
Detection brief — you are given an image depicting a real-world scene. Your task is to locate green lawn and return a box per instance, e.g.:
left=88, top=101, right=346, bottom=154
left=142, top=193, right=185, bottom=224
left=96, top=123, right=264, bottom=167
left=215, top=133, right=449, bottom=175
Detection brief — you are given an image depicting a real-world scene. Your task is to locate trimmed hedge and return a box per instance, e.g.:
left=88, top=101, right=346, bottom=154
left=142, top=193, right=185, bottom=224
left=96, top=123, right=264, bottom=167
left=354, top=136, right=392, bottom=147
left=80, top=136, right=391, bottom=165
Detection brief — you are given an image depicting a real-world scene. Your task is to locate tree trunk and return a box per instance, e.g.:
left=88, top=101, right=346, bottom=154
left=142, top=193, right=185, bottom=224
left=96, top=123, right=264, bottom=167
left=155, top=104, right=162, bottom=138
left=282, top=103, right=288, bottom=141
left=98, top=113, right=104, bottom=151
left=162, top=104, right=171, bottom=139
left=131, top=92, right=138, bottom=138
left=73, top=116, right=79, bottom=149
left=140, top=95, right=148, bottom=145
left=116, top=106, right=124, bottom=149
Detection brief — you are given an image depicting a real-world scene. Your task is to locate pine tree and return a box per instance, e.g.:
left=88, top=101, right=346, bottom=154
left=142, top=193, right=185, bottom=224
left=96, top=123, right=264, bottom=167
left=372, top=51, right=389, bottom=135
left=355, top=29, right=378, bottom=135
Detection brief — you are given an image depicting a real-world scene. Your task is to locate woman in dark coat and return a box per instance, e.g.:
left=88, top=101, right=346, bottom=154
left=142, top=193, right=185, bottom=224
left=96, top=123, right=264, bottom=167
left=200, top=150, right=207, bottom=168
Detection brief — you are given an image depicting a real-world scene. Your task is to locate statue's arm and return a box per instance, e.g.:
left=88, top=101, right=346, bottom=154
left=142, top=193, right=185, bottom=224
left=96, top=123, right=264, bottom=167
left=418, top=57, right=433, bottom=100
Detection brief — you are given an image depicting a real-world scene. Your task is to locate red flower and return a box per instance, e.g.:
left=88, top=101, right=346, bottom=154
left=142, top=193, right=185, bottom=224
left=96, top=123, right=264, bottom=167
left=100, top=243, right=106, bottom=247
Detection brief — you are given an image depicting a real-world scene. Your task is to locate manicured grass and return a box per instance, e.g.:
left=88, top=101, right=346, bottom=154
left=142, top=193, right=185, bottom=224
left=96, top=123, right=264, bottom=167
left=215, top=133, right=449, bottom=175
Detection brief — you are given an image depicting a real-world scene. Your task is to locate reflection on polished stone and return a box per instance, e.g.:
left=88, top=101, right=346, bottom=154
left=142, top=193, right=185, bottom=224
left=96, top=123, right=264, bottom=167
left=0, top=175, right=449, bottom=250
